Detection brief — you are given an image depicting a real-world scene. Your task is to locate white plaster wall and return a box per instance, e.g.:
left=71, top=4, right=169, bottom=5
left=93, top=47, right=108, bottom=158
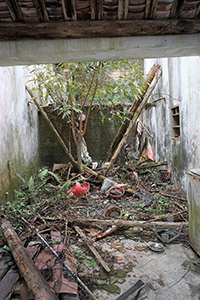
left=144, top=57, right=200, bottom=191
left=0, top=66, right=39, bottom=202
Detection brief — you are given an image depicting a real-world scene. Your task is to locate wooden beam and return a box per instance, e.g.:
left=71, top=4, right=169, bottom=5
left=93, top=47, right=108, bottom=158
left=39, top=0, right=49, bottom=21
left=170, top=0, right=186, bottom=18
left=195, top=2, right=200, bottom=18
left=0, top=19, right=200, bottom=41
left=97, top=0, right=103, bottom=20
left=5, top=0, right=23, bottom=21
left=118, top=0, right=129, bottom=20
left=71, top=0, right=77, bottom=21
left=145, top=0, right=152, bottom=19
left=32, top=0, right=45, bottom=21
left=149, top=0, right=158, bottom=19
left=61, top=0, right=68, bottom=20
left=90, top=0, right=96, bottom=20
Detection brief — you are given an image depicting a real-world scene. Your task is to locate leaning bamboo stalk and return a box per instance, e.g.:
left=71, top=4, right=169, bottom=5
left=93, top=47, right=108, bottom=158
left=105, top=67, right=162, bottom=175
left=108, top=64, right=160, bottom=160
left=2, top=220, right=59, bottom=300
left=25, top=86, right=80, bottom=172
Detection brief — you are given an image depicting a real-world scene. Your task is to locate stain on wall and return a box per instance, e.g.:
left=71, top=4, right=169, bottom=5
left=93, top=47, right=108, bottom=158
left=144, top=57, right=200, bottom=192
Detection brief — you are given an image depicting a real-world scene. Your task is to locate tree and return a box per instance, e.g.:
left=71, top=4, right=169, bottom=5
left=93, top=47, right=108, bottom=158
left=29, top=60, right=144, bottom=172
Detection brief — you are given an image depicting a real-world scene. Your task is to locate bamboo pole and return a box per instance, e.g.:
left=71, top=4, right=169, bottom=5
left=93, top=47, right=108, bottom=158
left=105, top=67, right=162, bottom=175
left=108, top=64, right=160, bottom=160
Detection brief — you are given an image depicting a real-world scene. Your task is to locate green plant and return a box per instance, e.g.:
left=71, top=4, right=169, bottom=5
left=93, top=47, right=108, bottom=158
left=0, top=246, right=15, bottom=266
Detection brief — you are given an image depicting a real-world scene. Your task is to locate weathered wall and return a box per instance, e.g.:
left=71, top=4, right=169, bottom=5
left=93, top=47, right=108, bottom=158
left=39, top=104, right=132, bottom=167
left=143, top=57, right=200, bottom=192
left=1, top=34, right=200, bottom=66
left=0, top=66, right=40, bottom=203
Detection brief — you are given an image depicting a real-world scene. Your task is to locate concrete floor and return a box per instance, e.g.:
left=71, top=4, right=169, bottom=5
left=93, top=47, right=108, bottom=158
left=93, top=238, right=200, bottom=300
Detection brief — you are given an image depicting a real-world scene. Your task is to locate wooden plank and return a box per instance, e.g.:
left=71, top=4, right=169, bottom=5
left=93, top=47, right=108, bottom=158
left=149, top=0, right=158, bottom=19
left=74, top=226, right=111, bottom=273
left=1, top=220, right=59, bottom=300
left=1, top=19, right=200, bottom=41
left=5, top=0, right=23, bottom=21
left=0, top=266, right=19, bottom=300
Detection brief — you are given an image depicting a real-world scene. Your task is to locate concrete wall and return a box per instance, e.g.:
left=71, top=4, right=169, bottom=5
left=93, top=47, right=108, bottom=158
left=143, top=57, right=200, bottom=192
left=1, top=34, right=200, bottom=66
left=0, top=66, right=40, bottom=203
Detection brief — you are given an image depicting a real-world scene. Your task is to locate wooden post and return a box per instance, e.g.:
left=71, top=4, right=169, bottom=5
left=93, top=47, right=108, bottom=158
left=2, top=220, right=59, bottom=300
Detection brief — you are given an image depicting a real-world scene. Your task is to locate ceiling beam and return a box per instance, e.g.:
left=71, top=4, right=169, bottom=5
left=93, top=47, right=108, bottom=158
left=0, top=19, right=200, bottom=41
left=90, top=0, right=96, bottom=20
left=5, top=0, right=23, bottom=21
left=144, top=0, right=152, bottom=19
left=39, top=0, right=49, bottom=21
left=118, top=0, right=129, bottom=20
left=96, top=0, right=103, bottom=20
left=149, top=0, right=158, bottom=19
left=170, top=0, right=186, bottom=18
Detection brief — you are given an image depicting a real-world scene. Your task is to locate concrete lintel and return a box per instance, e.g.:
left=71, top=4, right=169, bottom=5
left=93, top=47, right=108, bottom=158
left=1, top=34, right=200, bottom=66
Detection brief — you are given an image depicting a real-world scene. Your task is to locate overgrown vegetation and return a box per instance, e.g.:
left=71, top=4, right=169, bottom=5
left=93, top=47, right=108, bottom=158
left=28, top=60, right=144, bottom=172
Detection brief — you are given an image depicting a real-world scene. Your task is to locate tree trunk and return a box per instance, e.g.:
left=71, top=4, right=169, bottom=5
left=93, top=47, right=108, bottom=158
left=1, top=220, right=58, bottom=300
left=75, top=134, right=84, bottom=173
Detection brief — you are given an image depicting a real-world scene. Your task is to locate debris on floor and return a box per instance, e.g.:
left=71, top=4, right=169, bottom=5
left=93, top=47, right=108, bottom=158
left=0, top=158, right=195, bottom=300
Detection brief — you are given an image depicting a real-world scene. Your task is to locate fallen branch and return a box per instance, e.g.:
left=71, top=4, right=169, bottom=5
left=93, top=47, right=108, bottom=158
left=135, top=161, right=167, bottom=169
left=161, top=193, right=187, bottom=201
left=149, top=209, right=188, bottom=221
left=2, top=220, right=59, bottom=300
left=74, top=226, right=111, bottom=273
left=69, top=217, right=188, bottom=230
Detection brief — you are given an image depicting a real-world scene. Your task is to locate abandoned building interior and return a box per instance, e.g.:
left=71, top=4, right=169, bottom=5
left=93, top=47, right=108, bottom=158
left=1, top=0, right=200, bottom=299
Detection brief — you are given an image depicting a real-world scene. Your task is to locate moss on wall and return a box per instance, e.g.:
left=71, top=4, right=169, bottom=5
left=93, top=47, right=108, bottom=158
left=0, top=153, right=40, bottom=204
